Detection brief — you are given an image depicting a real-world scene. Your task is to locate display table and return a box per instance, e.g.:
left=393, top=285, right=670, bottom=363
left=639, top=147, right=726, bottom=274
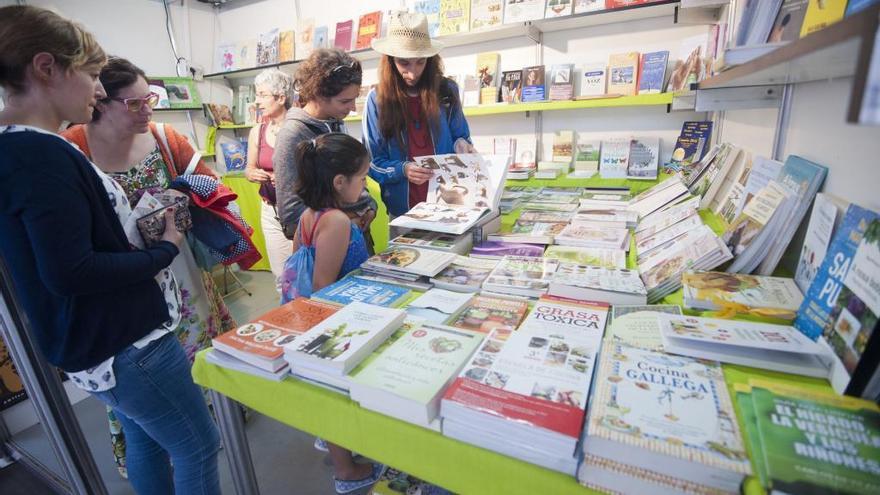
left=192, top=351, right=830, bottom=495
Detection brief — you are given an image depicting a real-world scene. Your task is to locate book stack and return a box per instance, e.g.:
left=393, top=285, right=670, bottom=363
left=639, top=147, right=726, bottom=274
left=638, top=224, right=733, bottom=302
left=209, top=297, right=339, bottom=380
left=548, top=263, right=647, bottom=306
left=312, top=276, right=411, bottom=307
left=349, top=322, right=483, bottom=429
left=481, top=255, right=559, bottom=298
left=605, top=304, right=682, bottom=351
left=442, top=296, right=608, bottom=474
left=469, top=240, right=545, bottom=259
left=404, top=288, right=473, bottom=324
left=389, top=230, right=473, bottom=255
left=361, top=245, right=457, bottom=288
left=627, top=176, right=691, bottom=219
left=664, top=121, right=713, bottom=173
left=682, top=271, right=804, bottom=322
left=283, top=302, right=407, bottom=391
left=543, top=245, right=626, bottom=268
left=657, top=314, right=831, bottom=378
left=487, top=219, right=567, bottom=245
left=578, top=342, right=751, bottom=493
left=735, top=380, right=880, bottom=495
left=554, top=223, right=631, bottom=251
left=429, top=255, right=499, bottom=292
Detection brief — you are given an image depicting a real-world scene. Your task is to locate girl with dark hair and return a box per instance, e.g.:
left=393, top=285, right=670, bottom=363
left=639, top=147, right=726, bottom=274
left=62, top=56, right=235, bottom=478
left=273, top=48, right=376, bottom=244
left=279, top=132, right=384, bottom=494
left=0, top=6, right=220, bottom=494
left=364, top=12, right=475, bottom=217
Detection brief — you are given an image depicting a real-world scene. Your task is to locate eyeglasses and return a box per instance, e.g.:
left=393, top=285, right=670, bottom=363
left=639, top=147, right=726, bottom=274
left=329, top=60, right=361, bottom=85
left=107, top=93, right=159, bottom=112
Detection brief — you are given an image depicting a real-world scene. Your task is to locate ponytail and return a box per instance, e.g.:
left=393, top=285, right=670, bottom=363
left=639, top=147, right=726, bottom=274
left=294, top=133, right=369, bottom=210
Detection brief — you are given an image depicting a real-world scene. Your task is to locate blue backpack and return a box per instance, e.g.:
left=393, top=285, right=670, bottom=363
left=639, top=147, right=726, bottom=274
left=279, top=211, right=325, bottom=304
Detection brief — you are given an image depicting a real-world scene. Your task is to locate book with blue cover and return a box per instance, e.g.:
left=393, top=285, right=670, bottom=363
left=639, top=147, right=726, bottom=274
left=312, top=276, right=411, bottom=308
left=795, top=204, right=879, bottom=340
left=637, top=50, right=668, bottom=94
left=412, top=0, right=441, bottom=37
left=665, top=121, right=713, bottom=172
left=521, top=65, right=546, bottom=102
left=220, top=137, right=247, bottom=172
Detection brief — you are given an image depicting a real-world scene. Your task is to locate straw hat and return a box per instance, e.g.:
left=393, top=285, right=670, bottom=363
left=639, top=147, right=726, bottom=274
left=371, top=12, right=443, bottom=59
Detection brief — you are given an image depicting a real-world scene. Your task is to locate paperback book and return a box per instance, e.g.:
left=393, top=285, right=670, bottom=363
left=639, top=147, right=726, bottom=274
left=606, top=304, right=682, bottom=351
left=356, top=11, right=382, bottom=50
left=482, top=255, right=560, bottom=298
left=580, top=343, right=751, bottom=494
left=471, top=0, right=504, bottom=31
left=295, top=19, right=315, bottom=61
left=549, top=64, right=575, bottom=100
left=521, top=65, right=546, bottom=102
left=794, top=192, right=840, bottom=293
left=439, top=0, right=471, bottom=35
left=470, top=240, right=545, bottom=259
left=548, top=263, right=648, bottom=305
left=554, top=223, right=631, bottom=251
left=334, top=20, right=353, bottom=51
left=626, top=137, right=660, bottom=180
left=429, top=255, right=499, bottom=292
left=607, top=52, right=640, bottom=96
left=411, top=0, right=441, bottom=37
left=311, top=276, right=411, bottom=307
left=476, top=52, right=500, bottom=104
left=598, top=138, right=630, bottom=179
left=545, top=0, right=574, bottom=17
left=256, top=28, right=279, bottom=66
left=682, top=271, right=804, bottom=321
left=389, top=229, right=472, bottom=255
left=665, top=121, right=713, bottom=172
left=278, top=30, right=295, bottom=62
left=500, top=70, right=522, bottom=103
left=572, top=140, right=601, bottom=177
left=578, top=63, right=607, bottom=97
left=543, top=245, right=627, bottom=269
left=444, top=294, right=530, bottom=334
left=658, top=315, right=830, bottom=377
left=503, top=0, right=546, bottom=23
left=362, top=245, right=457, bottom=277
left=637, top=50, right=668, bottom=94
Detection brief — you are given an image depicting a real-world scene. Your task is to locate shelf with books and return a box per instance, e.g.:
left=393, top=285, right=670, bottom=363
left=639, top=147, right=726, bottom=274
left=698, top=4, right=879, bottom=91
left=344, top=93, right=675, bottom=123
left=205, top=2, right=715, bottom=82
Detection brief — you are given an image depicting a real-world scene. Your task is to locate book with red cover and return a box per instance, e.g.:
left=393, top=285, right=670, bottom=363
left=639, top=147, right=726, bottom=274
left=355, top=11, right=382, bottom=50
left=212, top=298, right=338, bottom=371
left=334, top=20, right=353, bottom=51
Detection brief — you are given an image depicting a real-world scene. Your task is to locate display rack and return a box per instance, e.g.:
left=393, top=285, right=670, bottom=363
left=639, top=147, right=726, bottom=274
left=203, top=1, right=717, bottom=81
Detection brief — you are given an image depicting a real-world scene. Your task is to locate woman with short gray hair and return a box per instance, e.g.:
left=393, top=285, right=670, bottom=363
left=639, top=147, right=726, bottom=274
left=245, top=68, right=295, bottom=285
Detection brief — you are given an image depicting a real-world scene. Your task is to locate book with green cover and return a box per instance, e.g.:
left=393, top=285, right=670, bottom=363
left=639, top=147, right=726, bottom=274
left=749, top=379, right=880, bottom=495
left=349, top=324, right=483, bottom=428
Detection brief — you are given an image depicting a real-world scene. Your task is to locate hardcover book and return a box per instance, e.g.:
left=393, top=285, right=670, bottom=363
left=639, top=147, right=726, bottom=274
left=390, top=203, right=490, bottom=236
left=439, top=0, right=471, bottom=35
left=445, top=294, right=529, bottom=334
left=312, top=276, right=411, bottom=307
left=334, top=20, right=353, bottom=51
left=748, top=380, right=880, bottom=495
left=682, top=271, right=804, bottom=321
left=520, top=65, right=546, bottom=102
left=160, top=77, right=202, bottom=109
left=578, top=63, right=607, bottom=97
left=607, top=52, right=640, bottom=96
left=356, top=11, right=382, bottom=50
left=471, top=0, right=504, bottom=31
left=349, top=324, right=482, bottom=427
left=219, top=137, right=247, bottom=172
left=286, top=302, right=407, bottom=375
left=430, top=255, right=499, bottom=292
left=582, top=343, right=751, bottom=494
left=257, top=28, right=279, bottom=66
left=549, top=64, right=574, bottom=100
left=795, top=204, right=879, bottom=340
left=278, top=30, right=295, bottom=62
left=637, top=50, right=668, bottom=94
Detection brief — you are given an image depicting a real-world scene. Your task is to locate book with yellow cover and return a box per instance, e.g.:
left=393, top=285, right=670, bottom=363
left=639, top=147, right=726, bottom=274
left=439, top=0, right=471, bottom=35
left=476, top=51, right=500, bottom=104
left=799, top=0, right=847, bottom=37
left=356, top=11, right=382, bottom=50
left=278, top=30, right=295, bottom=62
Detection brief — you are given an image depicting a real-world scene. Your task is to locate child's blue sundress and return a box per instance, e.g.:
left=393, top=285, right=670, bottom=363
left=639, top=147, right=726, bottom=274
left=280, top=209, right=369, bottom=303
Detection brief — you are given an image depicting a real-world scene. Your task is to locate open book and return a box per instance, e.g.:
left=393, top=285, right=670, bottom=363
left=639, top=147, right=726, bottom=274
left=390, top=153, right=510, bottom=234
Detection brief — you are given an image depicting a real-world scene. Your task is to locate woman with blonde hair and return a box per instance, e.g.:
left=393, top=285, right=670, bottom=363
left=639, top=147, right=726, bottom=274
left=0, top=6, right=220, bottom=493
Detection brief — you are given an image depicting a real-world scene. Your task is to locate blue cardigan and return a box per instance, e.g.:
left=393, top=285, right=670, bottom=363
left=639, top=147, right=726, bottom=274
left=363, top=79, right=472, bottom=217
left=0, top=129, right=178, bottom=372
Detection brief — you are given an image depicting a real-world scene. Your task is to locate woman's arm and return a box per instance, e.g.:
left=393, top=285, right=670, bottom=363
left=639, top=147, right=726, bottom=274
left=20, top=166, right=178, bottom=296
left=244, top=125, right=270, bottom=183
left=310, top=210, right=352, bottom=291
left=363, top=90, right=408, bottom=186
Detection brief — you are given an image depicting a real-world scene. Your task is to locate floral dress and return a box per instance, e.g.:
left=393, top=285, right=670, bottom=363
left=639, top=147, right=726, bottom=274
left=105, top=145, right=236, bottom=477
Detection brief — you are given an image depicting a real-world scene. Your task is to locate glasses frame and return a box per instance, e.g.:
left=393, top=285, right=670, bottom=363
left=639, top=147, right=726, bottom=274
left=106, top=92, right=160, bottom=113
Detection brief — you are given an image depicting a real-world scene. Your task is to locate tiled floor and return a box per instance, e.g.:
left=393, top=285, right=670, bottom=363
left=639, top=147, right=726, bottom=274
left=0, top=269, right=373, bottom=494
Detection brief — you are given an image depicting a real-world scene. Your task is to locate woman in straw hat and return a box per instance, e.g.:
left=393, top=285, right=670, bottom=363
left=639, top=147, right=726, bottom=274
left=364, top=11, right=476, bottom=218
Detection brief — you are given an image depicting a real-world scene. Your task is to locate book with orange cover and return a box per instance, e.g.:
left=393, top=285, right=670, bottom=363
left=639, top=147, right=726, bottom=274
left=212, top=298, right=338, bottom=371
left=356, top=11, right=382, bottom=50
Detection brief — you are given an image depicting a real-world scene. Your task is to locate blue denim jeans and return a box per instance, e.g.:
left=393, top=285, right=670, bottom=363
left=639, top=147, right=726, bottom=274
left=91, top=333, right=221, bottom=495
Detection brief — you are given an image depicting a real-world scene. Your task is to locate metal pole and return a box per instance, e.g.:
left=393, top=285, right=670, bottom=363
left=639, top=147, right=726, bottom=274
left=0, top=257, right=108, bottom=495
left=209, top=389, right=260, bottom=495
left=772, top=84, right=794, bottom=161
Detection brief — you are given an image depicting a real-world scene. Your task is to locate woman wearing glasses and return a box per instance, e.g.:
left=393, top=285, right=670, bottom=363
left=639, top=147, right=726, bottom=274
left=244, top=68, right=294, bottom=286
left=274, top=48, right=376, bottom=246
left=62, top=57, right=235, bottom=479
left=0, top=6, right=220, bottom=494
left=364, top=12, right=475, bottom=218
